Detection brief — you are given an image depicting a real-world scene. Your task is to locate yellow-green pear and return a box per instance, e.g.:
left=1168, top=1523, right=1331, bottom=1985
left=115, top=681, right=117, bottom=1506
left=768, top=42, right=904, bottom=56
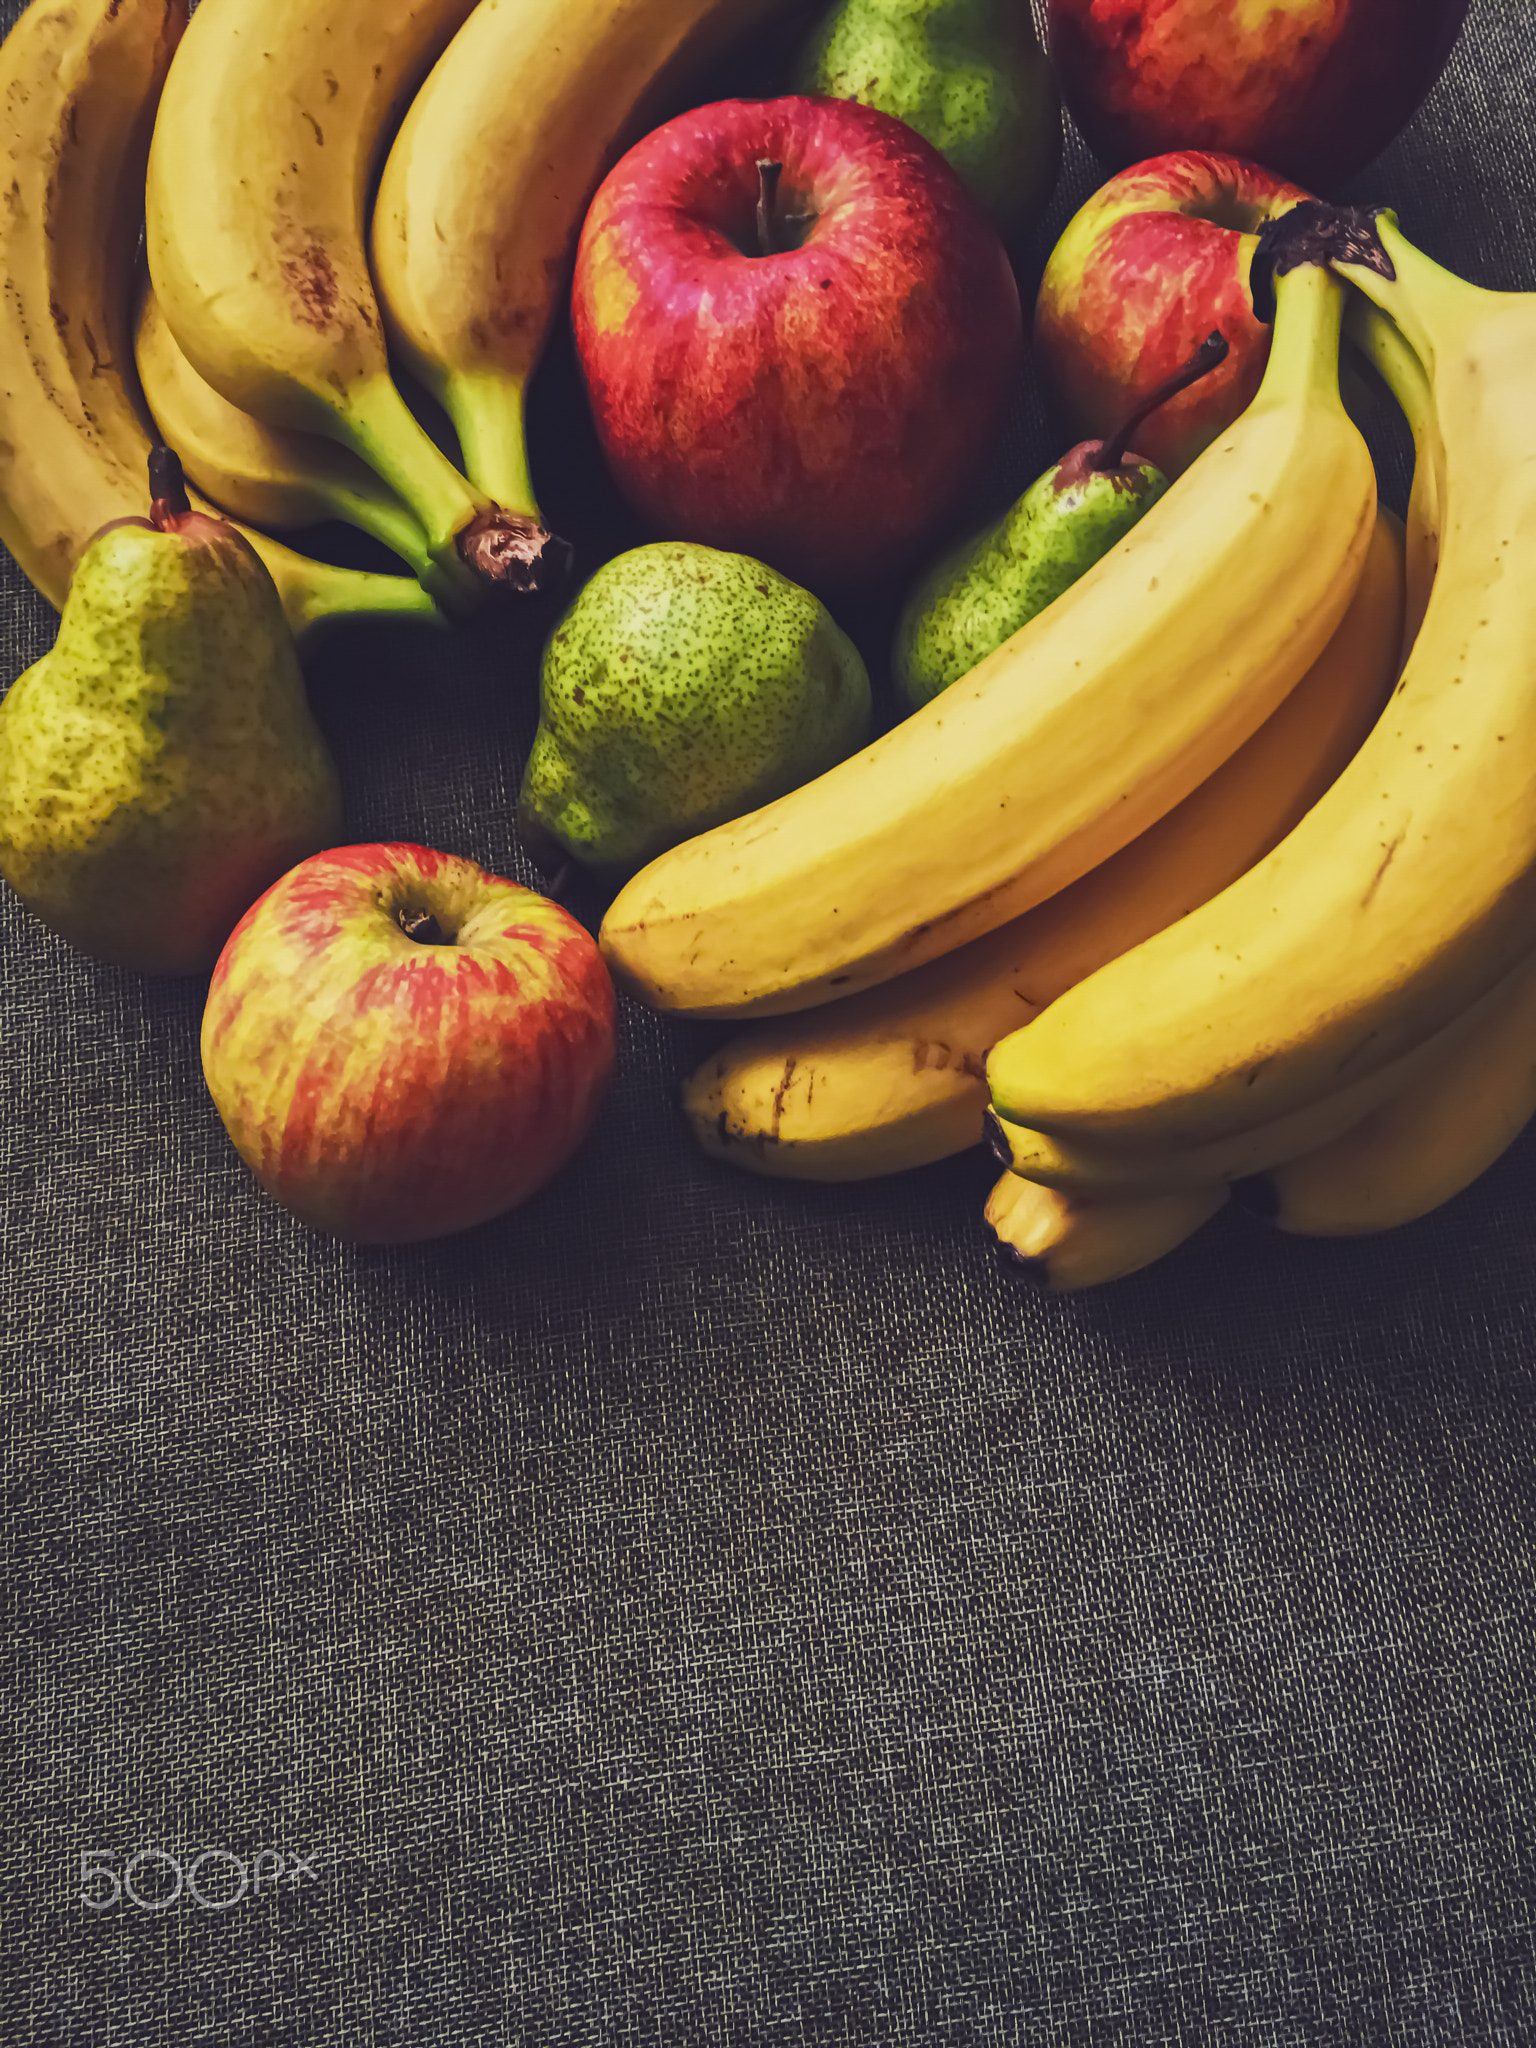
left=0, top=452, right=343, bottom=975
left=793, top=0, right=1061, bottom=239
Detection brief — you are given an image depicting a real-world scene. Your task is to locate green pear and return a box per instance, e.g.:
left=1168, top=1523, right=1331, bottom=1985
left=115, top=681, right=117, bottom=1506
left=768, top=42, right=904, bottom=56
left=517, top=544, right=872, bottom=883
left=0, top=457, right=343, bottom=975
left=792, top=0, right=1061, bottom=240
left=893, top=440, right=1169, bottom=714
left=893, top=332, right=1234, bottom=713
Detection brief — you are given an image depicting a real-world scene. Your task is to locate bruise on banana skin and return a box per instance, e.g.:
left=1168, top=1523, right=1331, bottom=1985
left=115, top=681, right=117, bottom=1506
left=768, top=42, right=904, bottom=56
left=282, top=243, right=340, bottom=331
left=708, top=1053, right=811, bottom=1150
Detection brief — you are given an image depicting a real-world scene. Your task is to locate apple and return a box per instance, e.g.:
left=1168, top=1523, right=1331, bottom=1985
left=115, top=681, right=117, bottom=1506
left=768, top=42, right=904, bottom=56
left=200, top=843, right=617, bottom=1244
left=570, top=94, right=1025, bottom=591
left=1034, top=151, right=1310, bottom=478
left=1046, top=0, right=1469, bottom=194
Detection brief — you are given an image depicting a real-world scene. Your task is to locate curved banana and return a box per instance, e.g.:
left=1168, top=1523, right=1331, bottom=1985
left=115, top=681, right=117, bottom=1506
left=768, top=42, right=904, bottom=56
left=134, top=281, right=437, bottom=586
left=601, top=259, right=1377, bottom=1019
left=988, top=216, right=1536, bottom=1154
left=1345, top=296, right=1440, bottom=662
left=371, top=0, right=790, bottom=512
left=985, top=1172, right=1228, bottom=1292
left=683, top=508, right=1404, bottom=1181
left=0, top=0, right=443, bottom=645
left=1237, top=946, right=1536, bottom=1236
left=988, top=951, right=1519, bottom=1195
left=144, top=0, right=566, bottom=604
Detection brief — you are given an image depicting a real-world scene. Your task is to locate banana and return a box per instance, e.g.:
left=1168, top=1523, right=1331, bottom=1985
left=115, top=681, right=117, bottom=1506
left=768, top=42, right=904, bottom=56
left=1237, top=946, right=1536, bottom=1236
left=371, top=0, right=791, bottom=512
left=987, top=214, right=1536, bottom=1154
left=134, top=280, right=438, bottom=588
left=1345, top=297, right=1440, bottom=662
left=143, top=0, right=567, bottom=604
left=0, top=0, right=443, bottom=644
left=683, top=508, right=1405, bottom=1181
left=600, top=259, right=1377, bottom=1020
left=984, top=1171, right=1228, bottom=1292
left=987, top=949, right=1520, bottom=1194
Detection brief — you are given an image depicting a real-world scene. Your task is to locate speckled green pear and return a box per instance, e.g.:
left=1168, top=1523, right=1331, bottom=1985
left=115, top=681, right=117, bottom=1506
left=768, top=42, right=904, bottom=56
left=893, top=440, right=1168, bottom=715
left=517, top=544, right=872, bottom=883
left=0, top=507, right=343, bottom=975
left=792, top=0, right=1061, bottom=238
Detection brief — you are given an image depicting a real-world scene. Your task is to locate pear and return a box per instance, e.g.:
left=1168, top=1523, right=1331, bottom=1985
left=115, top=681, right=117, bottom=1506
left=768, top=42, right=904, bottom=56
left=792, top=0, right=1061, bottom=240
left=517, top=544, right=872, bottom=884
left=894, top=333, right=1231, bottom=713
left=0, top=452, right=343, bottom=975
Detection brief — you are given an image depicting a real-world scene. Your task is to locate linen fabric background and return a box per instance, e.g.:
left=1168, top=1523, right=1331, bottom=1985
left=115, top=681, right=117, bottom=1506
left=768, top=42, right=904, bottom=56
left=3, top=1, right=1534, bottom=2041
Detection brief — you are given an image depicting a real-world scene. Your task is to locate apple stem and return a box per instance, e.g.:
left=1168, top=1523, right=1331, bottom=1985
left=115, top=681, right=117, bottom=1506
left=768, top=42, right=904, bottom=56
left=148, top=445, right=191, bottom=528
left=398, top=905, right=452, bottom=946
left=1094, top=330, right=1231, bottom=471
left=756, top=160, right=784, bottom=257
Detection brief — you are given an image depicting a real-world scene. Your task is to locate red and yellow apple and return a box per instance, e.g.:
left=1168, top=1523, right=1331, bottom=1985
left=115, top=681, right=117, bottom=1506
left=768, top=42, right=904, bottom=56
left=1034, top=151, right=1309, bottom=478
left=570, top=94, right=1025, bottom=591
left=201, top=843, right=617, bottom=1244
left=1046, top=0, right=1469, bottom=193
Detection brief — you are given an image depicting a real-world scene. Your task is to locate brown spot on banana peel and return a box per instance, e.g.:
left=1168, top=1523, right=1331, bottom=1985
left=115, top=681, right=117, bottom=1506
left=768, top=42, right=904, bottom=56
left=282, top=244, right=340, bottom=329
left=1361, top=827, right=1408, bottom=907
left=769, top=1057, right=797, bottom=1139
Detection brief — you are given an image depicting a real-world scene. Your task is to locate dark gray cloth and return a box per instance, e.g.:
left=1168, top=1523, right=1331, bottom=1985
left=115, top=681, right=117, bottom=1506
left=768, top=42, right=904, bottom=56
left=4, top=3, right=1534, bottom=2041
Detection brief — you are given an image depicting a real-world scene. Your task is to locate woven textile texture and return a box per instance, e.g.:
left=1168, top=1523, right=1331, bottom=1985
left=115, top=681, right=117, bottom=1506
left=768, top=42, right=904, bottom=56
left=3, top=2, right=1535, bottom=2042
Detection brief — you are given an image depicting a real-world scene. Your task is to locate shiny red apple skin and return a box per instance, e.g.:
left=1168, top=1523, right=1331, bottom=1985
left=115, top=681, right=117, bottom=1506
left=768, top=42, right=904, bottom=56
left=201, top=843, right=617, bottom=1245
left=1034, top=151, right=1310, bottom=478
left=1046, top=0, right=1469, bottom=193
left=571, top=95, right=1025, bottom=591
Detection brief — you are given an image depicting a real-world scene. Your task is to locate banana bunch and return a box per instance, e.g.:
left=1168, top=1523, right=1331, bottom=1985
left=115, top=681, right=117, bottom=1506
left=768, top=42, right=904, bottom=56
left=0, top=0, right=444, bottom=642
left=978, top=213, right=1536, bottom=1277
left=2, top=0, right=790, bottom=629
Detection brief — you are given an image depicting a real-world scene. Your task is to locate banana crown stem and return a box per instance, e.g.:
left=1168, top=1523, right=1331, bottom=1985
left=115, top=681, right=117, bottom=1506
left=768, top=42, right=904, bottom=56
left=1344, top=297, right=1431, bottom=445
left=1335, top=213, right=1496, bottom=374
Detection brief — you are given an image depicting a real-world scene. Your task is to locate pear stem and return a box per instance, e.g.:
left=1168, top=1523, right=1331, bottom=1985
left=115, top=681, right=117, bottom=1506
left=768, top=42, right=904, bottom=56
left=756, top=160, right=783, bottom=256
left=1093, top=331, right=1230, bottom=471
left=148, top=445, right=191, bottom=527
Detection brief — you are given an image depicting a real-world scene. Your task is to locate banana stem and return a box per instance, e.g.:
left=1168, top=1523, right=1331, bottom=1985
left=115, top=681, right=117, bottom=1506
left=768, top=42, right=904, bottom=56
left=1252, top=261, right=1345, bottom=409
left=445, top=368, right=539, bottom=517
left=324, top=482, right=443, bottom=590
left=1332, top=212, right=1496, bottom=375
left=1343, top=295, right=1431, bottom=443
left=241, top=530, right=449, bottom=647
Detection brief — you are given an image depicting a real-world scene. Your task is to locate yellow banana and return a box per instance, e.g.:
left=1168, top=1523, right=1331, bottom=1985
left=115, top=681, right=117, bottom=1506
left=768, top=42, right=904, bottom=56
left=371, top=0, right=790, bottom=512
left=1237, top=946, right=1536, bottom=1235
left=1345, top=296, right=1440, bottom=662
left=600, top=259, right=1376, bottom=1019
left=988, top=949, right=1520, bottom=1194
left=134, top=281, right=438, bottom=588
left=984, top=1172, right=1227, bottom=1292
left=683, top=508, right=1404, bottom=1181
left=0, top=0, right=443, bottom=644
left=988, top=214, right=1536, bottom=1156
left=144, top=0, right=567, bottom=604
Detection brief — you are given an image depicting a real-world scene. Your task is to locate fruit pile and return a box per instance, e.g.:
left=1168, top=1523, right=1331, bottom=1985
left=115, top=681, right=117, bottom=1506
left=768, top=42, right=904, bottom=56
left=1, top=0, right=1518, bottom=1293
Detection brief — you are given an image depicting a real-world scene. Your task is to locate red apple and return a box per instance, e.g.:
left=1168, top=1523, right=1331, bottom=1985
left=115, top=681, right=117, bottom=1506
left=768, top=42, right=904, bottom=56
left=200, top=843, right=617, bottom=1244
left=1046, top=0, right=1468, bottom=193
left=570, top=94, right=1024, bottom=591
left=1034, top=151, right=1310, bottom=478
